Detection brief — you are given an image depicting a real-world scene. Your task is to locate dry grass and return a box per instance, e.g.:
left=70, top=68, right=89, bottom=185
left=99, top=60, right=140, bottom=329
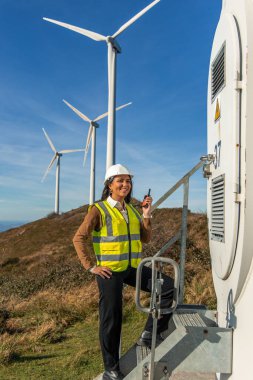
left=0, top=284, right=101, bottom=365
left=0, top=333, right=21, bottom=364
left=5, top=317, right=24, bottom=334
left=32, top=319, right=65, bottom=344
left=185, top=270, right=216, bottom=309
left=13, top=283, right=98, bottom=317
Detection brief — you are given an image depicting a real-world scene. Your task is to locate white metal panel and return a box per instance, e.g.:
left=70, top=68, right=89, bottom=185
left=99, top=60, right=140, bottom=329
left=207, top=12, right=241, bottom=280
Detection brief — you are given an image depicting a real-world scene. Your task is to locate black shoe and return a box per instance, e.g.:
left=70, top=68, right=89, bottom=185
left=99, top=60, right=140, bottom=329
left=102, top=370, right=124, bottom=380
left=137, top=330, right=164, bottom=348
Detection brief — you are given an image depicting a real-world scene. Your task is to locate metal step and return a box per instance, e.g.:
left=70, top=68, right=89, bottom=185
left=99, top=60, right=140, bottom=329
left=172, top=306, right=218, bottom=329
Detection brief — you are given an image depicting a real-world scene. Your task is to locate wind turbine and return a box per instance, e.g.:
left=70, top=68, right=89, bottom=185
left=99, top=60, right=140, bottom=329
left=42, top=128, right=84, bottom=214
left=43, top=0, right=160, bottom=169
left=63, top=99, right=132, bottom=204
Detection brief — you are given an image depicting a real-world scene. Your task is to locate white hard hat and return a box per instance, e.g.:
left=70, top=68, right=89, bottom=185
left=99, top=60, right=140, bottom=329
left=104, top=164, right=133, bottom=183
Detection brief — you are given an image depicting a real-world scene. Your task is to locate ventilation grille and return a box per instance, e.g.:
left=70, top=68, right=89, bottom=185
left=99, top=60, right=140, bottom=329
left=211, top=44, right=226, bottom=102
left=211, top=175, right=225, bottom=242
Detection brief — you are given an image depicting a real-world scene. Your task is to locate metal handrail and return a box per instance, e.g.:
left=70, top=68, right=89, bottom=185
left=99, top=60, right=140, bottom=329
left=136, top=257, right=180, bottom=314
left=151, top=161, right=203, bottom=212
left=153, top=231, right=181, bottom=258
left=149, top=156, right=214, bottom=303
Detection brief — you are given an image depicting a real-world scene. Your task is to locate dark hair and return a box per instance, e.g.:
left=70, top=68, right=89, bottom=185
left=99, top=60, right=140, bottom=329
left=101, top=176, right=132, bottom=203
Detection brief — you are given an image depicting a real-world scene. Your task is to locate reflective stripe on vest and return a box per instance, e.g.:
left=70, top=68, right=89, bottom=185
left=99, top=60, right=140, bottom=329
left=92, top=201, right=142, bottom=272
left=92, top=234, right=140, bottom=243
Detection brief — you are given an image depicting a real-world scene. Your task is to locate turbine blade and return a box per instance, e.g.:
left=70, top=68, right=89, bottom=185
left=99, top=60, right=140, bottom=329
left=43, top=18, right=106, bottom=41
left=112, top=0, right=160, bottom=38
left=115, top=101, right=132, bottom=112
left=60, top=149, right=85, bottom=154
left=42, top=128, right=57, bottom=153
left=48, top=154, right=58, bottom=170
left=41, top=154, right=57, bottom=182
left=83, top=151, right=89, bottom=167
left=93, top=111, right=109, bottom=122
left=83, top=125, right=93, bottom=166
left=94, top=102, right=132, bottom=122
left=63, top=99, right=91, bottom=123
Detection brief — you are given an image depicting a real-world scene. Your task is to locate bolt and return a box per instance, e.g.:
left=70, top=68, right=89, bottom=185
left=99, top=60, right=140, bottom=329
left=143, top=364, right=149, bottom=377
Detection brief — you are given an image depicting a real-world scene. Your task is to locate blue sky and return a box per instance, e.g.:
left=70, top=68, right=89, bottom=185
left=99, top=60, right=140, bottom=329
left=0, top=0, right=222, bottom=221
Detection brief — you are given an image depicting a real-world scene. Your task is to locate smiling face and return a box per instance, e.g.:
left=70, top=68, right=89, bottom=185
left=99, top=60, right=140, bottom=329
left=108, top=175, right=132, bottom=203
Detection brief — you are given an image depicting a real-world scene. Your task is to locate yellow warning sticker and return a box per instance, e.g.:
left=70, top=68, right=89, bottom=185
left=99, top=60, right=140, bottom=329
left=215, top=99, right=221, bottom=122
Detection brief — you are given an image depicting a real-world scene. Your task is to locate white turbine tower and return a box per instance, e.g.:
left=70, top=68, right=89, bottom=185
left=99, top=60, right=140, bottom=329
left=42, top=128, right=84, bottom=214
left=63, top=99, right=132, bottom=204
left=43, top=0, right=160, bottom=169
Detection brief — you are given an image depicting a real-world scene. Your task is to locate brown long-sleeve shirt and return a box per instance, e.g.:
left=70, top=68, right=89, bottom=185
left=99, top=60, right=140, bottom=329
left=73, top=205, right=152, bottom=270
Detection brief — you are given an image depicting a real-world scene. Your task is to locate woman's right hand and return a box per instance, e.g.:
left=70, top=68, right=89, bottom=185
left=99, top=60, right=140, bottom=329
left=91, top=266, right=112, bottom=279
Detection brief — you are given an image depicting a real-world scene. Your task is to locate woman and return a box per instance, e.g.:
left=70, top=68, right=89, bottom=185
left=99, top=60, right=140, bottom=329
left=73, top=164, right=174, bottom=380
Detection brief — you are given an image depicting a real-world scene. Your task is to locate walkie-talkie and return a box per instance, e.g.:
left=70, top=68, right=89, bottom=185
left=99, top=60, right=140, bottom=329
left=141, top=188, right=151, bottom=208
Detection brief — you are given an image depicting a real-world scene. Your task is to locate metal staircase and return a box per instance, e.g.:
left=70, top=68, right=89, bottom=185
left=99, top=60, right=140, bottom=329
left=124, top=305, right=232, bottom=379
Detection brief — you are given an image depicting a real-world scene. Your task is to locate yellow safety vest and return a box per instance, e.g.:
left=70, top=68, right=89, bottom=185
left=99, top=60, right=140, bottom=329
left=92, top=200, right=142, bottom=272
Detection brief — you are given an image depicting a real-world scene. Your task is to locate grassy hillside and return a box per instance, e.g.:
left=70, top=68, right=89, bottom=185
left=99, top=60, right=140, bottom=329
left=0, top=203, right=216, bottom=379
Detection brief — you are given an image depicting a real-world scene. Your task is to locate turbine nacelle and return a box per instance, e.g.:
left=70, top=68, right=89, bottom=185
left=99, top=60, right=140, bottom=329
left=106, top=36, right=121, bottom=53
left=91, top=121, right=99, bottom=128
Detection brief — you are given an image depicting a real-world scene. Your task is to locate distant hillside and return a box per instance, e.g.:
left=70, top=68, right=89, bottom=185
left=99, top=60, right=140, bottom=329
left=0, top=202, right=215, bottom=307
left=0, top=221, right=27, bottom=233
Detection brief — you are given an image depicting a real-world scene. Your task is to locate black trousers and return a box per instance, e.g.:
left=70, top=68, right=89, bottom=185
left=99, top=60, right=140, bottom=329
left=96, top=266, right=174, bottom=371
